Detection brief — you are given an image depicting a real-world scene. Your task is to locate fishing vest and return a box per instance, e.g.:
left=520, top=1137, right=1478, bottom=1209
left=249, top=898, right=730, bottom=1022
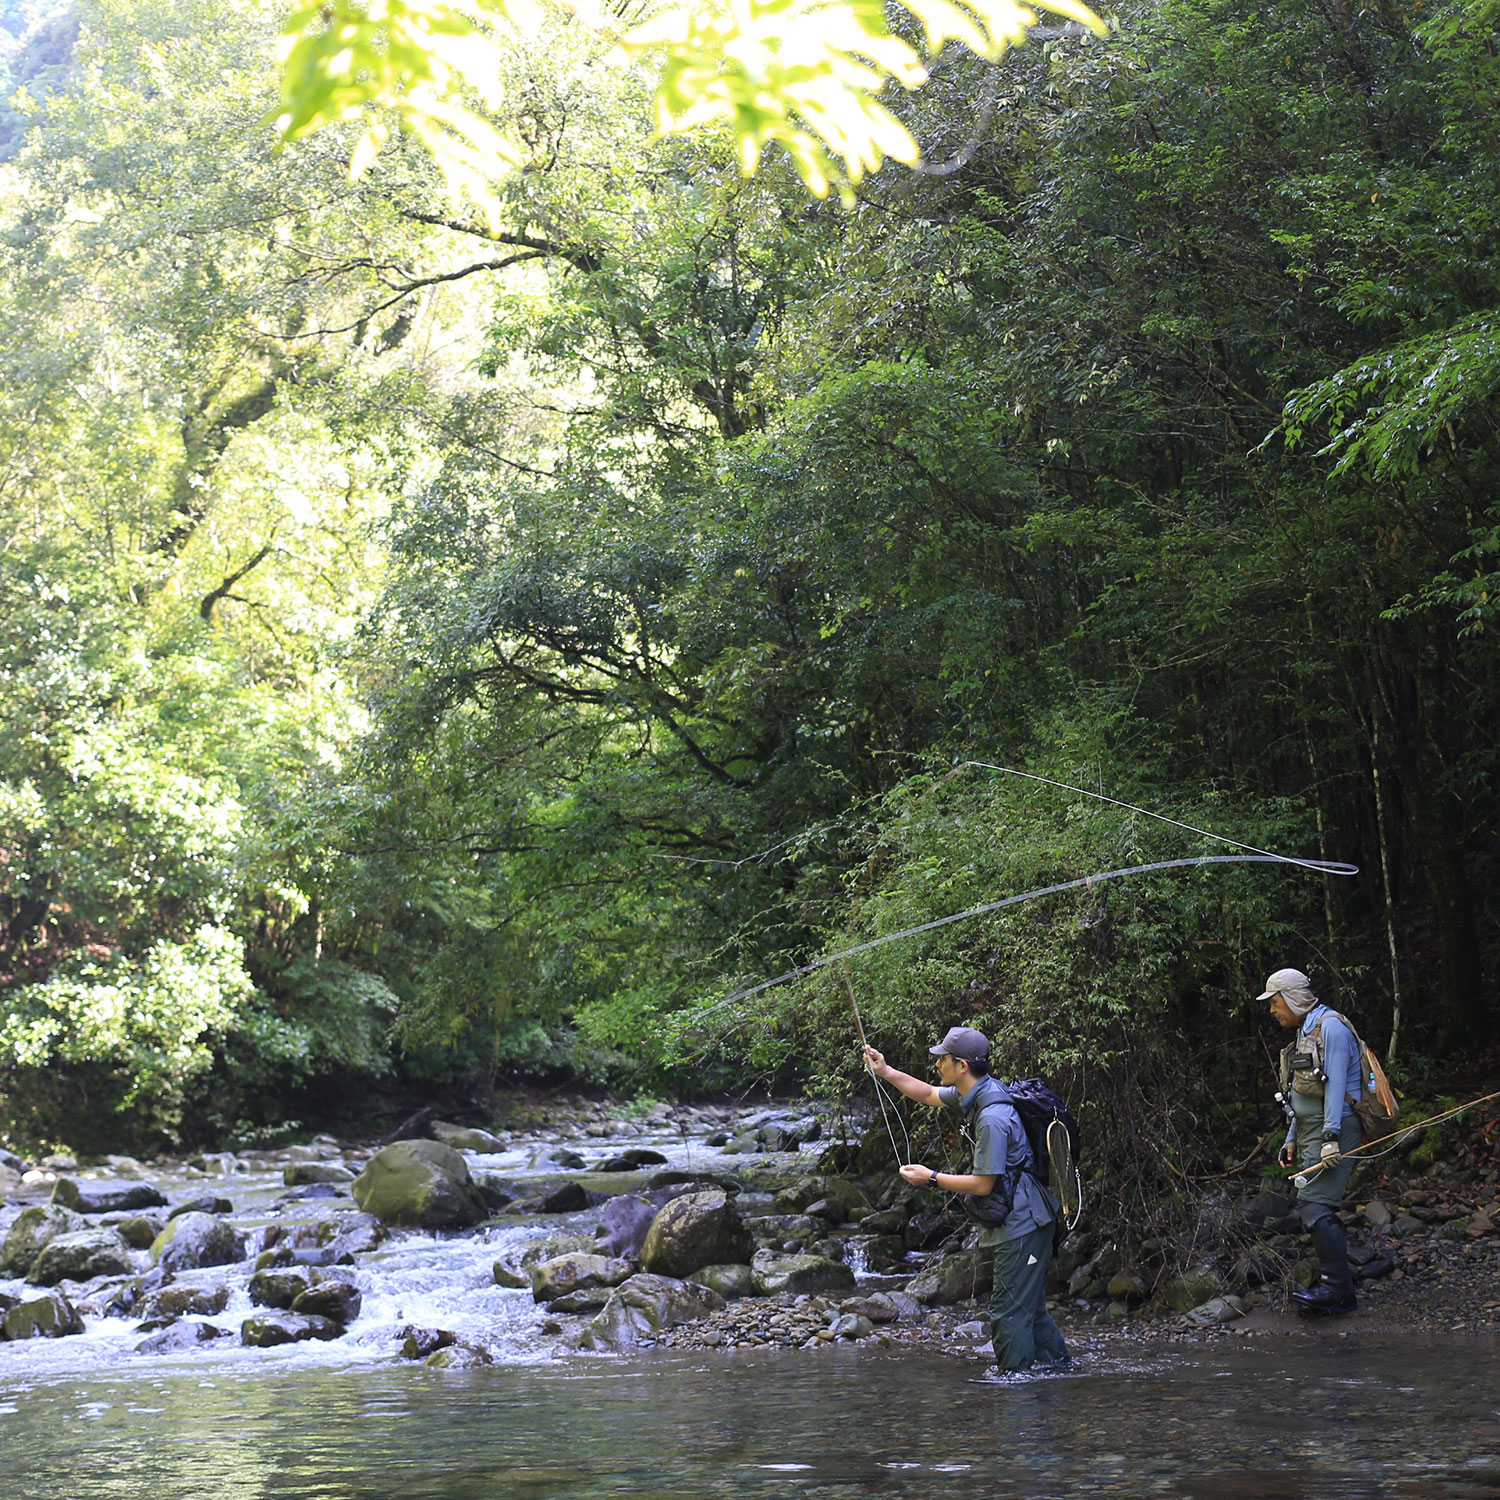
left=1279, top=1015, right=1345, bottom=1100
left=1279, top=1010, right=1400, bottom=1136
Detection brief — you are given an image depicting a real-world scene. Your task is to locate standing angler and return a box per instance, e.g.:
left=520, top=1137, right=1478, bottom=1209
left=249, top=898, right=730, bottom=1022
left=863, top=1026, right=1069, bottom=1373
left=1263, top=967, right=1365, bottom=1315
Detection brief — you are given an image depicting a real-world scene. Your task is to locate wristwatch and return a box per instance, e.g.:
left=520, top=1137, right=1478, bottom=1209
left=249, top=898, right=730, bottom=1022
left=929, top=1170, right=940, bottom=1187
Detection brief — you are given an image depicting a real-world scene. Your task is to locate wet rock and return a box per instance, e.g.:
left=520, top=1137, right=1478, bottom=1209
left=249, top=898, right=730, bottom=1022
left=324, top=1214, right=386, bottom=1258
left=804, top=1198, right=846, bottom=1225
left=51, top=1179, right=167, bottom=1215
left=240, top=1312, right=341, bottom=1347
left=1182, top=1295, right=1246, bottom=1326
left=904, top=1210, right=956, bottom=1251
left=116, top=1215, right=165, bottom=1250
left=278, top=1184, right=344, bottom=1203
left=470, top=1171, right=515, bottom=1211
left=687, top=1263, right=758, bottom=1300
left=493, top=1260, right=531, bottom=1289
left=291, top=1281, right=363, bottom=1324
left=862, top=1233, right=911, bottom=1270
left=744, top=1213, right=818, bottom=1244
left=857, top=1209, right=908, bottom=1235
left=1360, top=1199, right=1394, bottom=1228
left=546, top=1287, right=614, bottom=1313
left=640, top=1190, right=754, bottom=1278
left=0, top=1204, right=87, bottom=1276
left=576, top=1273, right=724, bottom=1350
left=167, top=1196, right=234, bottom=1219
left=838, top=1293, right=900, bottom=1324
left=1106, top=1271, right=1149, bottom=1303
left=136, top=1320, right=228, bottom=1354
left=536, top=1182, right=590, bottom=1214
left=2, top=1289, right=84, bottom=1340
left=140, top=1284, right=230, bottom=1320
left=27, top=1228, right=135, bottom=1286
left=595, top=1194, right=657, bottom=1259
left=530, top=1252, right=634, bottom=1304
left=75, top=1278, right=139, bottom=1319
left=249, top=1266, right=316, bottom=1309
left=548, top=1149, right=588, bottom=1170
left=0, top=1164, right=20, bottom=1195
left=907, top=1249, right=992, bottom=1305
left=772, top=1176, right=866, bottom=1217
left=750, top=1249, right=856, bottom=1297
left=0, top=1147, right=25, bottom=1175
left=351, top=1140, right=488, bottom=1229
left=398, top=1325, right=456, bottom=1359
left=1162, top=1264, right=1225, bottom=1313
left=1391, top=1213, right=1425, bottom=1238
left=426, top=1342, right=493, bottom=1368
left=152, top=1212, right=246, bottom=1272
left=40, top=1153, right=78, bottom=1171
left=430, top=1122, right=508, bottom=1152
left=284, top=1163, right=355, bottom=1187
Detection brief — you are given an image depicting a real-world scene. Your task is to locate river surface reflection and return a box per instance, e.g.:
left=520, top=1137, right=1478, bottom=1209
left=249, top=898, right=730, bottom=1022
left=4, top=1335, right=1499, bottom=1499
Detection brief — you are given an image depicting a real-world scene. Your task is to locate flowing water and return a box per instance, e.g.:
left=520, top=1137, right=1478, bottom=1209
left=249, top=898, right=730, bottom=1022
left=3, top=1336, right=1500, bottom=1498
left=5, top=1123, right=1499, bottom=1497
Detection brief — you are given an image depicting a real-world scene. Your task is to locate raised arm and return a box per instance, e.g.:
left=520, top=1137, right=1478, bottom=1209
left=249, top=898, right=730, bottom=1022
left=863, top=1045, right=943, bottom=1107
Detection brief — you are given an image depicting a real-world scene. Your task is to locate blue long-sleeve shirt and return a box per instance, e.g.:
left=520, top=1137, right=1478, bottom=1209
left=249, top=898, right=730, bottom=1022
left=1283, top=1003, right=1362, bottom=1142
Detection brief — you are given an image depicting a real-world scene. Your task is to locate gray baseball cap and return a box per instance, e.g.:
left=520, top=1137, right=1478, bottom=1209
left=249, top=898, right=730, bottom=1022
left=928, top=1026, right=991, bottom=1065
left=1256, top=967, right=1312, bottom=1001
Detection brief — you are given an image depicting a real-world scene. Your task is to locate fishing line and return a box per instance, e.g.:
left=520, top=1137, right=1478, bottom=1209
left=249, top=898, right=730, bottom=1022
left=715, top=854, right=1355, bottom=1007
left=1288, top=1089, right=1500, bottom=1186
left=842, top=966, right=912, bottom=1166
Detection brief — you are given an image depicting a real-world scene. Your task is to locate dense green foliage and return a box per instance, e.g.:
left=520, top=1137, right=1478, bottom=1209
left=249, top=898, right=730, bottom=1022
left=1, top=0, right=1496, bottom=1184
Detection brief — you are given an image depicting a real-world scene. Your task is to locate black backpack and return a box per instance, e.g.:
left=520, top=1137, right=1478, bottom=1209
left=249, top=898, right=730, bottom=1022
left=1005, top=1077, right=1081, bottom=1178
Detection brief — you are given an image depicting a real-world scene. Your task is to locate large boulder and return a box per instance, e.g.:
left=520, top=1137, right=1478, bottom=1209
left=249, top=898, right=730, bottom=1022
left=594, top=1195, right=658, bottom=1259
left=150, top=1212, right=246, bottom=1273
left=2, top=1289, right=84, bottom=1340
left=639, top=1190, right=753, bottom=1278
left=240, top=1312, right=341, bottom=1348
left=51, top=1179, right=167, bottom=1215
left=351, top=1141, right=488, bottom=1228
left=687, top=1263, right=757, bottom=1300
left=1, top=1204, right=87, bottom=1276
left=1163, top=1264, right=1226, bottom=1314
left=576, top=1274, right=725, bottom=1350
left=750, top=1249, right=856, bottom=1298
left=529, top=1252, right=634, bottom=1304
left=27, top=1228, right=135, bottom=1287
left=906, top=1249, right=993, bottom=1305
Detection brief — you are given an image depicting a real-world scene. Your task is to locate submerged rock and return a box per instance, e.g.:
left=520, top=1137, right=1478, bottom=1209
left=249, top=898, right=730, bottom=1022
left=351, top=1141, right=488, bottom=1229
left=136, top=1320, right=229, bottom=1355
left=2, top=1289, right=85, bottom=1340
left=640, top=1190, right=753, bottom=1278
left=426, top=1342, right=493, bottom=1369
left=151, top=1212, right=246, bottom=1272
left=398, top=1325, right=457, bottom=1359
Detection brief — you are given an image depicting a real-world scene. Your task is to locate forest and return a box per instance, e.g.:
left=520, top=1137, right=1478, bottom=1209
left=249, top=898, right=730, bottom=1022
left=1, top=0, right=1497, bottom=1218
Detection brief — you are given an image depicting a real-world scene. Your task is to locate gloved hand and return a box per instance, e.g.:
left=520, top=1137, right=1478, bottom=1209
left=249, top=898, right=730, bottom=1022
left=1278, top=1142, right=1296, bottom=1169
left=1319, top=1140, right=1342, bottom=1168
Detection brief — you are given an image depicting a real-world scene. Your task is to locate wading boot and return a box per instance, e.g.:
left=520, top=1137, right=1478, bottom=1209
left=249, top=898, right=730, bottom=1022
left=1292, top=1212, right=1358, bottom=1315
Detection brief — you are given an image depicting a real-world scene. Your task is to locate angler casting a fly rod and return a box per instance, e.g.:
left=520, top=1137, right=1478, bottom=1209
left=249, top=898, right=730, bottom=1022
left=863, top=1026, right=1070, bottom=1373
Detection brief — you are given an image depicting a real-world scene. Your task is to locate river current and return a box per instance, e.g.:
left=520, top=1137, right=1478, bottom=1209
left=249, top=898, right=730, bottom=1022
left=5, top=1123, right=1499, bottom=1497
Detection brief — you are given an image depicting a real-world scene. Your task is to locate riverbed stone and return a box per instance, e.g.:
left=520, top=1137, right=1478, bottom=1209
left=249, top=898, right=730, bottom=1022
left=140, top=1284, right=230, bottom=1320
left=0, top=1204, right=87, bottom=1276
left=430, top=1122, right=508, bottom=1152
left=2, top=1289, right=84, bottom=1340
left=398, top=1326, right=457, bottom=1358
left=576, top=1273, right=725, bottom=1350
left=1163, top=1264, right=1226, bottom=1313
left=351, top=1140, right=488, bottom=1229
left=687, top=1263, right=758, bottom=1300
left=0, top=1164, right=19, bottom=1195
left=27, top=1227, right=135, bottom=1286
left=493, top=1259, right=531, bottom=1289
left=116, top=1215, right=165, bottom=1250
left=135, top=1320, right=229, bottom=1354
left=594, top=1194, right=657, bottom=1259
left=292, top=1281, right=363, bottom=1324
left=426, top=1342, right=493, bottom=1368
left=906, top=1249, right=992, bottom=1305
left=0, top=1147, right=24, bottom=1174
left=1183, top=1294, right=1247, bottom=1326
left=750, top=1249, right=856, bottom=1297
left=151, top=1212, right=246, bottom=1272
left=241, top=1312, right=340, bottom=1347
left=323, top=1213, right=387, bottom=1258
left=530, top=1252, right=634, bottom=1303
left=640, top=1190, right=754, bottom=1278
left=284, top=1162, right=355, bottom=1187
left=167, top=1196, right=234, bottom=1220
left=249, top=1266, right=316, bottom=1309
left=51, top=1179, right=167, bottom=1215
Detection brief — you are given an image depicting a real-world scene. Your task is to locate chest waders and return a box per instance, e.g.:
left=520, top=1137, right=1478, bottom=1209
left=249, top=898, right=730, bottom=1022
left=1278, top=1016, right=1363, bottom=1315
